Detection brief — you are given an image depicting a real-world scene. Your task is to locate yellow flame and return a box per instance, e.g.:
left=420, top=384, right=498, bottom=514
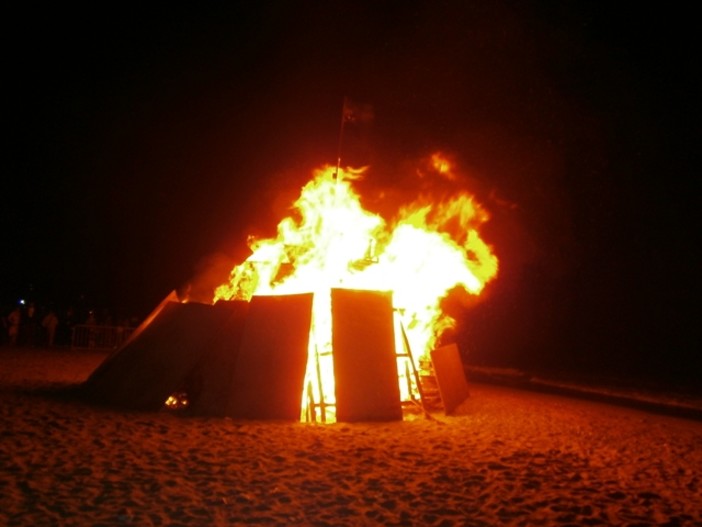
left=214, top=159, right=498, bottom=420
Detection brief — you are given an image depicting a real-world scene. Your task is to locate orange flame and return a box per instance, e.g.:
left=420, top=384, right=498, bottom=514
left=214, top=157, right=498, bottom=419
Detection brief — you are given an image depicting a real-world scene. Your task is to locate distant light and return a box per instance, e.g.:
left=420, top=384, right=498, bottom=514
left=19, top=299, right=25, bottom=305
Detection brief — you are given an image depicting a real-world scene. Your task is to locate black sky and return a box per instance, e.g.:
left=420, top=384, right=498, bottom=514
left=4, top=2, right=698, bottom=379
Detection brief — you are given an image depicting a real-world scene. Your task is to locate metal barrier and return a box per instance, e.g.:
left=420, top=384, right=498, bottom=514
left=71, top=324, right=135, bottom=350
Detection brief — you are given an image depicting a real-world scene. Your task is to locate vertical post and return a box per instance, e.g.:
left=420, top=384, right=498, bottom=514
left=335, top=96, right=348, bottom=181
left=315, top=343, right=327, bottom=423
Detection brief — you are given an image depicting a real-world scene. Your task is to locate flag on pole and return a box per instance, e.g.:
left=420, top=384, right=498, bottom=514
left=336, top=97, right=374, bottom=180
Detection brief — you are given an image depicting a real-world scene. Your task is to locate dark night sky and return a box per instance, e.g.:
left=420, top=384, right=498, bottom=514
left=4, top=3, right=698, bottom=379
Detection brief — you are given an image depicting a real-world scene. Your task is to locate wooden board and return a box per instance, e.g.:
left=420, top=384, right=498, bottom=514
left=228, top=293, right=313, bottom=420
left=331, top=288, right=402, bottom=422
left=84, top=301, right=241, bottom=411
left=186, top=300, right=250, bottom=416
left=430, top=343, right=470, bottom=414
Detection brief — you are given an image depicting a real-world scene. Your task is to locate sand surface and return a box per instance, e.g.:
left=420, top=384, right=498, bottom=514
left=1, top=347, right=701, bottom=526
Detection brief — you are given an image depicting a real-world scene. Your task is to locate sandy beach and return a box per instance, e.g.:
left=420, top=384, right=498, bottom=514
left=1, top=347, right=701, bottom=526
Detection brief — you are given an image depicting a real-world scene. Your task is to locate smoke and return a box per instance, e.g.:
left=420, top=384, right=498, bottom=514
left=180, top=252, right=240, bottom=304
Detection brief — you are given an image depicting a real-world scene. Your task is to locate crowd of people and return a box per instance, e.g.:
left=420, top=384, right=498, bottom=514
left=0, top=302, right=140, bottom=349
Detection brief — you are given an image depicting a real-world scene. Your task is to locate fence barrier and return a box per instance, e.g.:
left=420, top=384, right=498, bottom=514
left=71, top=324, right=135, bottom=350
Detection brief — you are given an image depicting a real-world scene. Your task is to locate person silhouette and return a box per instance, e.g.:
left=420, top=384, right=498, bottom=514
left=42, top=309, right=59, bottom=347
left=7, top=307, right=21, bottom=346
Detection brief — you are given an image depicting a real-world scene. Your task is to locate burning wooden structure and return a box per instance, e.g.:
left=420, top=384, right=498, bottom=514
left=84, top=157, right=498, bottom=422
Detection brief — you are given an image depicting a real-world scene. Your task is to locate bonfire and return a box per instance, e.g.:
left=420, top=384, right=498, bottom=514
left=205, top=153, right=499, bottom=421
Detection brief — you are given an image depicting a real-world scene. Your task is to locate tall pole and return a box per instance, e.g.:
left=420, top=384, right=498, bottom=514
left=335, top=96, right=348, bottom=181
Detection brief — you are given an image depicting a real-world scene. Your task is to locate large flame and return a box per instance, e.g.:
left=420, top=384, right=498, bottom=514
left=213, top=156, right=498, bottom=420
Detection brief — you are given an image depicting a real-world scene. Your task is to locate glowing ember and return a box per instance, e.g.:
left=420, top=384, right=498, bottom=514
left=213, top=156, right=498, bottom=420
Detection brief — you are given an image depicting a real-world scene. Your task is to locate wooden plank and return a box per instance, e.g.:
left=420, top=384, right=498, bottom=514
left=227, top=293, right=313, bottom=420
left=331, top=288, right=402, bottom=422
left=430, top=343, right=470, bottom=414
left=186, top=300, right=250, bottom=416
left=84, top=301, right=238, bottom=411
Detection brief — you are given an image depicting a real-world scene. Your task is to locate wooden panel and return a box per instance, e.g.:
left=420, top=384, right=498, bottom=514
left=186, top=300, right=250, bottom=416
left=85, top=301, right=240, bottom=411
left=332, top=289, right=402, bottom=422
left=228, top=293, right=313, bottom=420
left=430, top=343, right=470, bottom=414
